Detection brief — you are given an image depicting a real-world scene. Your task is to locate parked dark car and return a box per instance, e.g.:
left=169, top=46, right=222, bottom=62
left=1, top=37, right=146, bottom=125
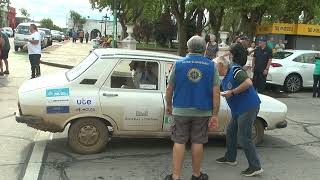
left=39, top=28, right=53, bottom=46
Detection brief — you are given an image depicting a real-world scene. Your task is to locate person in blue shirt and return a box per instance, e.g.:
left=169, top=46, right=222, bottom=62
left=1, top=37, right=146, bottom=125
left=165, top=35, right=220, bottom=180
left=215, top=56, right=263, bottom=177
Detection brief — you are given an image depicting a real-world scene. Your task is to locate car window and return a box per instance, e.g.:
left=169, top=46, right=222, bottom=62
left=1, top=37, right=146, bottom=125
left=66, top=53, right=99, bottom=81
left=293, top=53, right=316, bottom=64
left=110, top=59, right=159, bottom=90
left=16, top=25, right=30, bottom=35
left=273, top=51, right=293, bottom=59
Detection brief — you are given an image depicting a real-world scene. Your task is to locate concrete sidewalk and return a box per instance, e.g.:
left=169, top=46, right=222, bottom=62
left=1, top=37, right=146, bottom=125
left=40, top=41, right=92, bottom=69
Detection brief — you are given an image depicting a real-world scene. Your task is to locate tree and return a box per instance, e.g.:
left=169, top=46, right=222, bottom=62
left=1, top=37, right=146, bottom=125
left=20, top=8, right=30, bottom=18
left=153, top=11, right=176, bottom=47
left=70, top=10, right=86, bottom=30
left=40, top=18, right=54, bottom=29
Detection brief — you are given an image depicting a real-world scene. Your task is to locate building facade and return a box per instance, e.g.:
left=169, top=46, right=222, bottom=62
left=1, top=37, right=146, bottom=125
left=68, top=18, right=122, bottom=40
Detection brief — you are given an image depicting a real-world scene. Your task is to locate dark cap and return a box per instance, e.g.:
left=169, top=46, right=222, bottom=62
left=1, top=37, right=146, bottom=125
left=240, top=35, right=249, bottom=40
left=259, top=36, right=267, bottom=42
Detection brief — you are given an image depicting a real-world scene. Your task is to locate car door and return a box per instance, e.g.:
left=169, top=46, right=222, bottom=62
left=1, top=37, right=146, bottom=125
left=99, top=58, right=164, bottom=132
left=293, top=53, right=316, bottom=87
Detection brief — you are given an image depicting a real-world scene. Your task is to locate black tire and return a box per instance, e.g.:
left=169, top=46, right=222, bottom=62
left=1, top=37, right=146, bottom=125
left=14, top=46, right=19, bottom=52
left=252, top=119, right=265, bottom=145
left=68, top=118, right=109, bottom=154
left=284, top=74, right=302, bottom=93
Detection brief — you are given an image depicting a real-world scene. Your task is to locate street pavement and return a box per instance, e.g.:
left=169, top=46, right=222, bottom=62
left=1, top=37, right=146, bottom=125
left=1, top=39, right=320, bottom=180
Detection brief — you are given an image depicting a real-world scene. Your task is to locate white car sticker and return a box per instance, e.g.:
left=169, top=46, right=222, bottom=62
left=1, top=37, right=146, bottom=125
left=46, top=88, right=69, bottom=97
left=74, top=97, right=96, bottom=106
left=46, top=97, right=70, bottom=106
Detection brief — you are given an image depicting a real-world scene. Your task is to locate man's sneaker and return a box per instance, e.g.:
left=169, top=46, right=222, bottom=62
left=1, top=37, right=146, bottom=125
left=241, top=167, right=263, bottom=177
left=3, top=70, right=9, bottom=74
left=164, top=174, right=180, bottom=180
left=216, top=157, right=237, bottom=166
left=191, top=172, right=208, bottom=180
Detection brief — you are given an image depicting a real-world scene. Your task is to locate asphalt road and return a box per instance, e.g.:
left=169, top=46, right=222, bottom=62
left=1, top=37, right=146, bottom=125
left=1, top=40, right=320, bottom=180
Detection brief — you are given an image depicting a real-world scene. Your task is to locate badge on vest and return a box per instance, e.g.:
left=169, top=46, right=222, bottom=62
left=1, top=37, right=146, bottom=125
left=187, top=68, right=202, bottom=83
left=228, top=82, right=233, bottom=89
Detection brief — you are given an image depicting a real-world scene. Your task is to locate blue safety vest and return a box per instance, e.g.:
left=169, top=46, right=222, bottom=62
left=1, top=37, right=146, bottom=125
left=222, top=64, right=261, bottom=115
left=173, top=55, right=214, bottom=110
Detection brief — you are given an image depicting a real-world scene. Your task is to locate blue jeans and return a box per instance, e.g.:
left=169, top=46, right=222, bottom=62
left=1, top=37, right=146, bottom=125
left=225, top=106, right=261, bottom=169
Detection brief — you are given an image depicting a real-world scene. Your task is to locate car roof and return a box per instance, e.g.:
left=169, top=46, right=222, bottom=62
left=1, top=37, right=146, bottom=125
left=94, top=48, right=181, bottom=61
left=281, top=49, right=320, bottom=54
left=17, top=22, right=41, bottom=27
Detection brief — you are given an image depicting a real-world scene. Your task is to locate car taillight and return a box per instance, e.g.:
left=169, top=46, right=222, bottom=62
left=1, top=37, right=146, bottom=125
left=271, top=63, right=282, bottom=67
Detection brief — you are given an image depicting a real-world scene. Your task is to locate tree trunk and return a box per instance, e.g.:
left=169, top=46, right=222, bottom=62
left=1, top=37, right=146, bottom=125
left=177, top=21, right=187, bottom=56
left=196, top=9, right=204, bottom=35
left=118, top=15, right=127, bottom=39
left=209, top=7, right=225, bottom=40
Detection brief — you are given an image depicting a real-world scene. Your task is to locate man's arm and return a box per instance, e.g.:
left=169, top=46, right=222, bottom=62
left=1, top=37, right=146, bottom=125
left=212, top=85, right=220, bottom=116
left=165, top=84, right=174, bottom=115
left=232, top=78, right=252, bottom=95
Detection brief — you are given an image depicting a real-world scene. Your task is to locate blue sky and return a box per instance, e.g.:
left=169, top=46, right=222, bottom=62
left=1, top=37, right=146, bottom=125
left=10, top=0, right=111, bottom=28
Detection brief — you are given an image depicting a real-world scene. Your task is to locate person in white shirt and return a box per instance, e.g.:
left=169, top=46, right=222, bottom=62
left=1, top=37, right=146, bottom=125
left=26, top=24, right=42, bottom=78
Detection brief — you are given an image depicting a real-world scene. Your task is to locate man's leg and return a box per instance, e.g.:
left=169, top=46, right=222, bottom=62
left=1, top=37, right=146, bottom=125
left=29, top=55, right=36, bottom=78
left=313, top=75, right=317, bottom=97
left=0, top=59, right=3, bottom=74
left=171, top=116, right=191, bottom=179
left=224, top=115, right=239, bottom=162
left=190, top=117, right=209, bottom=179
left=191, top=144, right=203, bottom=177
left=173, top=143, right=185, bottom=179
left=3, top=50, right=9, bottom=72
left=238, top=107, right=262, bottom=170
left=35, top=54, right=41, bottom=77
left=316, top=75, right=320, bottom=97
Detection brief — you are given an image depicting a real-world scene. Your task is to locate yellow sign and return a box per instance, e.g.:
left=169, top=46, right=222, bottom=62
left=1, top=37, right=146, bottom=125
left=272, top=23, right=297, bottom=35
left=297, top=24, right=320, bottom=37
left=257, top=23, right=320, bottom=37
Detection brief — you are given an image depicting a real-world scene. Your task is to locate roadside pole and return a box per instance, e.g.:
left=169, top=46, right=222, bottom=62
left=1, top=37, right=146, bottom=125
left=112, top=0, right=117, bottom=48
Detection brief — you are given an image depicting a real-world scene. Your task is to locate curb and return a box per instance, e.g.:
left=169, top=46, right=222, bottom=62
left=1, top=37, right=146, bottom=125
left=40, top=60, right=74, bottom=69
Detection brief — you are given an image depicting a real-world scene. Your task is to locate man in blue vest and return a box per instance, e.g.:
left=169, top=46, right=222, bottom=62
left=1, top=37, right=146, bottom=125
left=165, top=35, right=220, bottom=180
left=215, top=56, right=263, bottom=177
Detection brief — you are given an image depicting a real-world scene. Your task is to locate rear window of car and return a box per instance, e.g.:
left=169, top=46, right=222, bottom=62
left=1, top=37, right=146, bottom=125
left=273, top=51, right=293, bottom=59
left=16, top=25, right=31, bottom=35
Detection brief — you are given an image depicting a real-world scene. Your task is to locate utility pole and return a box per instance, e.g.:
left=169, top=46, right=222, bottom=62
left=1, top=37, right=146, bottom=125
left=112, top=0, right=117, bottom=48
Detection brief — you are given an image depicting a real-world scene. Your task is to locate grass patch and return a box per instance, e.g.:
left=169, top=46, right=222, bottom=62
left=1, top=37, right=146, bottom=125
left=137, top=42, right=178, bottom=52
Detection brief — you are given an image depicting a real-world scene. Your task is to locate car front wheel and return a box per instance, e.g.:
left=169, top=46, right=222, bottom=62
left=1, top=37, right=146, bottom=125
left=252, top=119, right=265, bottom=145
left=284, top=74, right=302, bottom=93
left=68, top=118, right=109, bottom=154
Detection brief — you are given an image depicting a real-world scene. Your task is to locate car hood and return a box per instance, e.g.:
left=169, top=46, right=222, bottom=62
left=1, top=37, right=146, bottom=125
left=258, top=94, right=287, bottom=113
left=19, top=73, right=68, bottom=93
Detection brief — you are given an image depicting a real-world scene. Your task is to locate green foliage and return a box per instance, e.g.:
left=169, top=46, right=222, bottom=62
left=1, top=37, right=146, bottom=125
left=153, top=12, right=176, bottom=47
left=70, top=10, right=86, bottom=30
left=40, top=18, right=62, bottom=31
left=20, top=8, right=30, bottom=18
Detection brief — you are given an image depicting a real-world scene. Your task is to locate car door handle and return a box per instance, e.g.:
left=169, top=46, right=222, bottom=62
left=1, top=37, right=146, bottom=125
left=103, top=93, right=118, bottom=97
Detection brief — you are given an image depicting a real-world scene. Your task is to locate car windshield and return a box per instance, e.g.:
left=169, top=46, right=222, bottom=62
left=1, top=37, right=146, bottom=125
left=16, top=25, right=31, bottom=35
left=39, top=29, right=50, bottom=35
left=66, top=52, right=99, bottom=81
left=273, top=51, right=293, bottom=59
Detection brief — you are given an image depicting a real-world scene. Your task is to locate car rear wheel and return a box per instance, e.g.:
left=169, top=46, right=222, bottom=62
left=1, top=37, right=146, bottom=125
left=284, top=74, right=302, bottom=93
left=68, top=118, right=109, bottom=154
left=14, top=46, right=19, bottom=52
left=252, top=119, right=265, bottom=145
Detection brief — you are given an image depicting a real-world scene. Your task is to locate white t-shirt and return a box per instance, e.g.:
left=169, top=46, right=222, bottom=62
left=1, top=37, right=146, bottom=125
left=27, top=31, right=41, bottom=55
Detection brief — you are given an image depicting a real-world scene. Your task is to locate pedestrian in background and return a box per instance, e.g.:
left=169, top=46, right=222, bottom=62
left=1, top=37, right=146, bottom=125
left=0, top=26, right=10, bottom=76
left=204, top=34, right=219, bottom=60
left=313, top=54, right=320, bottom=98
left=275, top=39, right=285, bottom=52
left=224, top=35, right=249, bottom=67
left=72, top=31, right=77, bottom=43
left=215, top=56, right=263, bottom=177
left=79, top=30, right=84, bottom=43
left=26, top=24, right=42, bottom=79
left=165, top=35, right=220, bottom=180
left=252, top=37, right=272, bottom=93
left=85, top=32, right=89, bottom=43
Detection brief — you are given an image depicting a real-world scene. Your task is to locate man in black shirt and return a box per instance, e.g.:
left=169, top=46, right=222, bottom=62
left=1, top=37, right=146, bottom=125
left=252, top=37, right=272, bottom=93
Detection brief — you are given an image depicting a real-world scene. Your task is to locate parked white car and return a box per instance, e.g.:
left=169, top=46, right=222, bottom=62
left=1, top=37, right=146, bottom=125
left=2, top=27, right=13, bottom=37
left=267, top=50, right=320, bottom=93
left=14, top=22, right=41, bottom=51
left=16, top=49, right=288, bottom=154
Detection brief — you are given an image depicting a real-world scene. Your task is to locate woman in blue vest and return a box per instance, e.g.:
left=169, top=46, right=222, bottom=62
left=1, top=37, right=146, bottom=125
left=215, top=57, right=263, bottom=177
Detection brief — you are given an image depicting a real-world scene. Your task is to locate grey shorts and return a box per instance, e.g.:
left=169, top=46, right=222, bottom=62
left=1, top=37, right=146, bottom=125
left=171, top=116, right=210, bottom=144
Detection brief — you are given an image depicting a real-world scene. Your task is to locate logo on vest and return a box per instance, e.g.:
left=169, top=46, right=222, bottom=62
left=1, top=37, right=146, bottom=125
left=187, top=68, right=202, bottom=82
left=227, top=82, right=233, bottom=89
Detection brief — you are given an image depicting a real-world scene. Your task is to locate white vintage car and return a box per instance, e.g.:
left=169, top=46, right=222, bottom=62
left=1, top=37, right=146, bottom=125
left=16, top=49, right=288, bottom=154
